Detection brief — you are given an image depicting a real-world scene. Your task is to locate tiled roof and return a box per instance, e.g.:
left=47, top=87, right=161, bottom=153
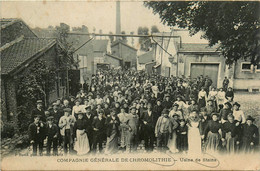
left=92, top=40, right=109, bottom=52
left=0, top=18, right=19, bottom=29
left=138, top=49, right=155, bottom=64
left=111, top=40, right=137, bottom=51
left=106, top=53, right=122, bottom=61
left=178, top=43, right=220, bottom=53
left=1, top=37, right=56, bottom=75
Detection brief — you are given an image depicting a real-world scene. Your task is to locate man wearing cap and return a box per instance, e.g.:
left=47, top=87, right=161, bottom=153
left=118, top=107, right=129, bottom=151
left=206, top=99, right=217, bottom=117
left=92, top=111, right=106, bottom=154
left=162, top=94, right=172, bottom=110
left=59, top=108, right=76, bottom=155
left=141, top=103, right=156, bottom=152
left=240, top=115, right=259, bottom=153
left=31, top=100, right=46, bottom=122
left=50, top=103, right=63, bottom=126
left=125, top=106, right=140, bottom=153
left=153, top=99, right=164, bottom=123
left=232, top=102, right=246, bottom=124
left=84, top=105, right=94, bottom=151
left=155, top=109, right=172, bottom=152
left=28, top=115, right=46, bottom=156
left=46, top=116, right=59, bottom=156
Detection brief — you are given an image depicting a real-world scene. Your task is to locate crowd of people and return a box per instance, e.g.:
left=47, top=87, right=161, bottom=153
left=28, top=69, right=259, bottom=156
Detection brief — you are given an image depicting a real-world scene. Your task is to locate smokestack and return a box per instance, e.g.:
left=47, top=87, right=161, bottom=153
left=116, top=1, right=121, bottom=40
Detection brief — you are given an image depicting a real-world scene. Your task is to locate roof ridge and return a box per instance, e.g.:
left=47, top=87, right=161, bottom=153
left=0, top=19, right=20, bottom=29
left=23, top=37, right=56, bottom=40
left=0, top=35, right=24, bottom=52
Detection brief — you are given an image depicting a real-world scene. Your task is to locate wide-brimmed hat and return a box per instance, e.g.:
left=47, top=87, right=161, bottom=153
left=162, top=109, right=169, bottom=114
left=233, top=102, right=240, bottom=108
left=246, top=115, right=255, bottom=121
left=64, top=108, right=72, bottom=112
left=85, top=105, right=91, bottom=110
left=36, top=100, right=43, bottom=104
left=130, top=106, right=136, bottom=110
left=47, top=116, right=54, bottom=120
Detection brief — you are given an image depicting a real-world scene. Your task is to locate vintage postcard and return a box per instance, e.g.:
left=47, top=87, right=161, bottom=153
left=1, top=0, right=260, bottom=170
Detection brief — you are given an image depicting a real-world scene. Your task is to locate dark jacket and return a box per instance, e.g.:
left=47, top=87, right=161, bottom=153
left=105, top=116, right=120, bottom=137
left=46, top=123, right=59, bottom=138
left=31, top=108, right=46, bottom=122
left=28, top=122, right=46, bottom=141
left=84, top=114, right=94, bottom=134
left=92, top=117, right=105, bottom=133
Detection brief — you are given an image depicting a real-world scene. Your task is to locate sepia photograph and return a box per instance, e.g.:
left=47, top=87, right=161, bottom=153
left=0, top=0, right=260, bottom=170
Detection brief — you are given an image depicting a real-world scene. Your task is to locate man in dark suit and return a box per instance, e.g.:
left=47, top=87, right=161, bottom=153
left=84, top=105, right=94, bottom=151
left=141, top=103, right=155, bottom=152
left=50, top=103, right=63, bottom=126
left=162, top=94, right=173, bottom=110
left=28, top=115, right=46, bottom=156
left=92, top=111, right=106, bottom=153
left=50, top=102, right=63, bottom=147
left=46, top=116, right=59, bottom=156
left=31, top=100, right=46, bottom=122
left=153, top=99, right=164, bottom=123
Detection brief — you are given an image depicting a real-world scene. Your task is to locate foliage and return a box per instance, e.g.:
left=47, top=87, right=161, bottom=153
left=151, top=25, right=160, bottom=34
left=16, top=60, right=56, bottom=108
left=138, top=26, right=151, bottom=51
left=17, top=106, right=31, bottom=133
left=1, top=122, right=15, bottom=138
left=121, top=31, right=127, bottom=43
left=109, top=31, right=115, bottom=43
left=55, top=23, right=78, bottom=69
left=144, top=1, right=260, bottom=65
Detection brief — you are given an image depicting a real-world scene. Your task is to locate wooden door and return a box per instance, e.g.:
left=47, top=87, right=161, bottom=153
left=190, top=63, right=219, bottom=87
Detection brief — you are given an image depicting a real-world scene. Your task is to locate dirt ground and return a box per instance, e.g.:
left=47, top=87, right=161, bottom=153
left=233, top=91, right=260, bottom=127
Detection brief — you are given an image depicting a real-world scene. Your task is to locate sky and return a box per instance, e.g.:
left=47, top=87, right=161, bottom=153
left=1, top=1, right=170, bottom=34
left=1, top=1, right=208, bottom=44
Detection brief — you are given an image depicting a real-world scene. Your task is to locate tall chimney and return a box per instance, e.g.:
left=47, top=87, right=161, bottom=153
left=116, top=1, right=121, bottom=40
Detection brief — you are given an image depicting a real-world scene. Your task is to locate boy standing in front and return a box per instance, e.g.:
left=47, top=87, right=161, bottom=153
left=28, top=115, right=46, bottom=156
left=46, top=116, right=59, bottom=156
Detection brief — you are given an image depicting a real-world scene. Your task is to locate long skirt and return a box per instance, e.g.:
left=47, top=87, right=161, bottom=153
left=74, top=130, right=90, bottom=155
left=198, top=97, right=206, bottom=109
left=105, top=129, right=118, bottom=154
left=167, top=131, right=178, bottom=153
left=226, top=132, right=235, bottom=154
left=206, top=131, right=220, bottom=153
left=177, top=134, right=188, bottom=152
left=188, top=127, right=201, bottom=154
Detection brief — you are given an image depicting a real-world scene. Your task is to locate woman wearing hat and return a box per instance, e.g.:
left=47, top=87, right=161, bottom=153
left=104, top=109, right=120, bottom=154
left=187, top=99, right=199, bottom=113
left=220, top=102, right=232, bottom=123
left=206, top=99, right=217, bottom=117
left=232, top=102, right=246, bottom=124
left=217, top=88, right=225, bottom=111
left=225, top=87, right=234, bottom=103
left=240, top=115, right=259, bottom=153
left=72, top=99, right=83, bottom=120
left=203, top=113, right=222, bottom=153
left=198, top=87, right=208, bottom=110
left=74, top=112, right=90, bottom=155
left=221, top=114, right=240, bottom=154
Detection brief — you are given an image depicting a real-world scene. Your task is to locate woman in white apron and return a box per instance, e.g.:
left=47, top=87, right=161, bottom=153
left=74, top=112, right=90, bottom=155
left=187, top=111, right=202, bottom=154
